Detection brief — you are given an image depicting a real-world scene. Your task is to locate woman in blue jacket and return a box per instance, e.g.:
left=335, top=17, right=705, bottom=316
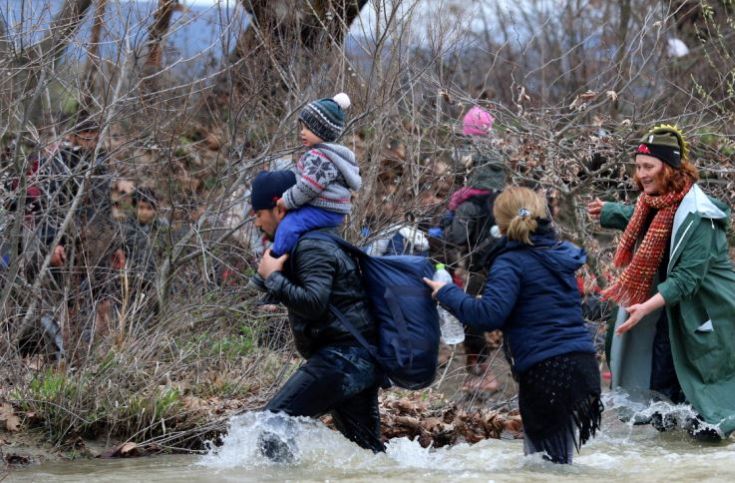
left=425, top=187, right=602, bottom=464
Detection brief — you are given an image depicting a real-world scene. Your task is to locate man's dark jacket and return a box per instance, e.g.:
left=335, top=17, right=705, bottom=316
left=264, top=229, right=376, bottom=358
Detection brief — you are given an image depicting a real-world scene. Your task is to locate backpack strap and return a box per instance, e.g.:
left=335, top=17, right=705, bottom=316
left=298, top=230, right=366, bottom=260
left=328, top=305, right=378, bottom=360
left=287, top=230, right=360, bottom=272
left=294, top=231, right=378, bottom=355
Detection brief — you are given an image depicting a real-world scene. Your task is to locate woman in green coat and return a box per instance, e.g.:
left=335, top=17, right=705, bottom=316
left=588, top=125, right=735, bottom=440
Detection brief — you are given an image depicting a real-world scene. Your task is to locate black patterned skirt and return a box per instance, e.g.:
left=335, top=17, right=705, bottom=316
left=518, top=351, right=603, bottom=464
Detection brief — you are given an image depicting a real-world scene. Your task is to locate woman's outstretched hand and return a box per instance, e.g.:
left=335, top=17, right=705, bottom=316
left=423, top=277, right=446, bottom=299
left=587, top=198, right=605, bottom=220
left=616, top=304, right=647, bottom=334
left=616, top=294, right=666, bottom=335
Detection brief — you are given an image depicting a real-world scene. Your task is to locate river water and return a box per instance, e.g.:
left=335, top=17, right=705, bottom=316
left=8, top=393, right=735, bottom=482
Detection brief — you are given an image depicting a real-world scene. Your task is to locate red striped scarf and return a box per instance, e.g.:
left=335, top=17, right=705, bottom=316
left=602, top=180, right=691, bottom=306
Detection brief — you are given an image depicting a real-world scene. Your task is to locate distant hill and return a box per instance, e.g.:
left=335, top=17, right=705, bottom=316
left=1, top=1, right=521, bottom=77
left=2, top=0, right=248, bottom=72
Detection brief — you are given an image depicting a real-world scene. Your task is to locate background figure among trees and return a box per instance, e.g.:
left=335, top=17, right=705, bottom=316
left=441, top=106, right=508, bottom=393
left=118, top=187, right=166, bottom=317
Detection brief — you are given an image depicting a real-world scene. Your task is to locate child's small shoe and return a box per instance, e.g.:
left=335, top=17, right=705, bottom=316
left=247, top=274, right=268, bottom=292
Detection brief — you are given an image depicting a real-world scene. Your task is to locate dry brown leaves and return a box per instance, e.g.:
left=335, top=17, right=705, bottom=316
left=376, top=393, right=523, bottom=448
left=99, top=441, right=162, bottom=458
left=0, top=402, right=21, bottom=432
left=181, top=395, right=244, bottom=417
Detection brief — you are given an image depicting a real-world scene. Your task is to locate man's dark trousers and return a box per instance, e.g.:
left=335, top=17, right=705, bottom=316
left=265, top=345, right=385, bottom=453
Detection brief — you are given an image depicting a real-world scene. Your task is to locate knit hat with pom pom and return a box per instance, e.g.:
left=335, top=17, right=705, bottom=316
left=299, top=93, right=351, bottom=142
left=462, top=106, right=494, bottom=136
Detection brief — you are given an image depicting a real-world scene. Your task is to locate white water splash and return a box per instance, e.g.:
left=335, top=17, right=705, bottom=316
left=190, top=403, right=735, bottom=482
left=199, top=410, right=529, bottom=476
left=602, top=391, right=724, bottom=438
left=199, top=411, right=375, bottom=470
left=10, top=402, right=735, bottom=482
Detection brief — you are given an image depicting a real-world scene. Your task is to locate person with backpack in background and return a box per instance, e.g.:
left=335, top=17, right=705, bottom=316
left=425, top=187, right=602, bottom=464
left=443, top=106, right=507, bottom=392
left=250, top=170, right=385, bottom=458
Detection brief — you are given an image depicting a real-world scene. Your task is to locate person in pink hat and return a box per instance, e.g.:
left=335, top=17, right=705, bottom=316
left=441, top=105, right=507, bottom=392
left=462, top=105, right=495, bottom=136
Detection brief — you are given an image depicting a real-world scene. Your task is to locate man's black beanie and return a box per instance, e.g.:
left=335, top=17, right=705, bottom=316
left=251, top=170, right=297, bottom=211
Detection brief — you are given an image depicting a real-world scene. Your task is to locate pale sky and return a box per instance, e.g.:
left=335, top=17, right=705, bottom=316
left=128, top=0, right=234, bottom=6
left=181, top=0, right=235, bottom=5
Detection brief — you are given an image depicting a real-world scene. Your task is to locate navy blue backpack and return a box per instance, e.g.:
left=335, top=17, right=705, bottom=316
left=301, top=231, right=440, bottom=390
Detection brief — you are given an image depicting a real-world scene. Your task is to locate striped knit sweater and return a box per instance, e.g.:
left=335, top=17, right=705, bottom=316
left=282, top=143, right=361, bottom=214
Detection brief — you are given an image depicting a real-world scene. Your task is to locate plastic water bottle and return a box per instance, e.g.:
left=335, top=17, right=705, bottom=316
left=433, top=264, right=465, bottom=345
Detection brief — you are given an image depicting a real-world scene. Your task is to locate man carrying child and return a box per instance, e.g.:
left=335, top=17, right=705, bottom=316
left=251, top=170, right=384, bottom=457
left=248, top=92, right=385, bottom=456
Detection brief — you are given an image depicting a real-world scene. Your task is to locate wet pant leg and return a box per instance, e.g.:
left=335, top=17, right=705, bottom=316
left=264, top=346, right=384, bottom=452
left=650, top=311, right=685, bottom=404
left=331, top=385, right=384, bottom=453
left=523, top=430, right=575, bottom=464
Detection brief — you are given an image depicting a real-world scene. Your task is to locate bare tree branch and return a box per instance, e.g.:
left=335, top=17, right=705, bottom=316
left=33, top=0, right=94, bottom=65
left=0, top=10, right=11, bottom=61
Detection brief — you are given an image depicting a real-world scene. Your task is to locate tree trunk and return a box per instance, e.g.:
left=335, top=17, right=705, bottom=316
left=145, top=0, right=181, bottom=72
left=229, top=0, right=367, bottom=69
left=0, top=12, right=10, bottom=61
left=82, top=0, right=108, bottom=111
left=197, top=0, right=367, bottom=127
left=610, top=0, right=631, bottom=117
left=615, top=0, right=632, bottom=68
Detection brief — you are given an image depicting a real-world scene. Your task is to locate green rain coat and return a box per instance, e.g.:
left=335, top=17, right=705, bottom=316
left=601, top=184, right=735, bottom=435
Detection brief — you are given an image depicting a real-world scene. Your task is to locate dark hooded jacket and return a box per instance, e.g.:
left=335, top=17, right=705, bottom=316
left=444, top=157, right=507, bottom=274
left=436, top=223, right=595, bottom=373
left=264, top=228, right=376, bottom=359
